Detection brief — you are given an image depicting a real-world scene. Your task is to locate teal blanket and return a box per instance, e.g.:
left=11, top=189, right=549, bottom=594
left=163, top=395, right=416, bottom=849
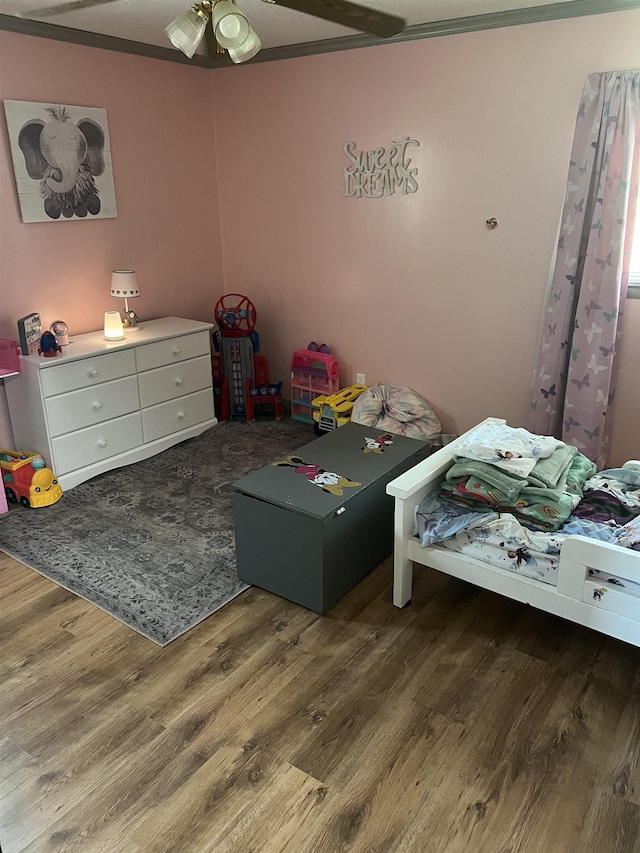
left=527, top=444, right=577, bottom=489
left=442, top=449, right=597, bottom=531
left=444, top=458, right=526, bottom=504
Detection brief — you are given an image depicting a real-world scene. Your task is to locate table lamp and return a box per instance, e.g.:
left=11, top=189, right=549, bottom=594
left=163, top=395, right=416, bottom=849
left=111, top=270, right=141, bottom=330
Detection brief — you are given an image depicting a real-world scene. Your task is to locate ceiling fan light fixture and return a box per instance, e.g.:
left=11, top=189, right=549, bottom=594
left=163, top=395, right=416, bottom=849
left=227, top=26, right=261, bottom=63
left=212, top=0, right=250, bottom=48
left=165, top=5, right=210, bottom=58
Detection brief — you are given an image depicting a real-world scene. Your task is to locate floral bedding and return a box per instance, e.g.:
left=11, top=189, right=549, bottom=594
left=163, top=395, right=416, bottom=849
left=416, top=466, right=640, bottom=590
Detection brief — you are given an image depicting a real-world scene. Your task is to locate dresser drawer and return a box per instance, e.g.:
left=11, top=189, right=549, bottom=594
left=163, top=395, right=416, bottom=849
left=51, top=413, right=144, bottom=476
left=141, top=389, right=215, bottom=443
left=135, top=331, right=210, bottom=373
left=138, top=355, right=212, bottom=409
left=41, top=349, right=136, bottom=397
left=46, top=376, right=140, bottom=438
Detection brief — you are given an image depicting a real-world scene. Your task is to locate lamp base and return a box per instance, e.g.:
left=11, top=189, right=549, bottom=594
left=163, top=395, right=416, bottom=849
left=123, top=310, right=140, bottom=330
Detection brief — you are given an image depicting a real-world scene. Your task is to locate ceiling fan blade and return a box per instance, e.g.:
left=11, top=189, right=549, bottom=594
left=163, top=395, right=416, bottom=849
left=269, top=0, right=404, bottom=38
left=20, top=0, right=120, bottom=19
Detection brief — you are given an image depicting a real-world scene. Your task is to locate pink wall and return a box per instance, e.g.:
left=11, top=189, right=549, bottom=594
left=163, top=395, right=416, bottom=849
left=0, top=13, right=638, bottom=465
left=0, top=31, right=223, bottom=446
left=212, top=10, right=640, bottom=466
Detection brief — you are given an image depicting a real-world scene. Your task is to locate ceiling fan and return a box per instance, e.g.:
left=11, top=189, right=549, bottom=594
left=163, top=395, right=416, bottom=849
left=18, top=0, right=406, bottom=64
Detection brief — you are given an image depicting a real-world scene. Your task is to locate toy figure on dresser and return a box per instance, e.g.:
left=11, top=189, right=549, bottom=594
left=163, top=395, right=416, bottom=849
left=50, top=320, right=69, bottom=346
left=123, top=308, right=139, bottom=329
left=38, top=331, right=61, bottom=357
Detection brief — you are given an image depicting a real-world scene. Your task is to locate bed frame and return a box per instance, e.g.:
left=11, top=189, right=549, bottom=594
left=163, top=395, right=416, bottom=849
left=386, top=417, right=640, bottom=647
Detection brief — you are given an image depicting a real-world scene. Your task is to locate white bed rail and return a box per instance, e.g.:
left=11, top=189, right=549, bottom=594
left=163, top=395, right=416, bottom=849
left=386, top=417, right=506, bottom=607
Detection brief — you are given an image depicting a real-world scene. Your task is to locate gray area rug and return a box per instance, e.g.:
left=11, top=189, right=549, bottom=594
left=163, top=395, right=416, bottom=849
left=0, top=419, right=311, bottom=645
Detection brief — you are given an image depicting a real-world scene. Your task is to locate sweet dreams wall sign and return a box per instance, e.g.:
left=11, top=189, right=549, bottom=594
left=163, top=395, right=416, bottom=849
left=343, top=137, right=419, bottom=198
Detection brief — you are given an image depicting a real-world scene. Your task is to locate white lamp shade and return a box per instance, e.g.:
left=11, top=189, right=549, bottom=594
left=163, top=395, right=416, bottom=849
left=213, top=1, right=250, bottom=48
left=104, top=311, right=125, bottom=341
left=165, top=8, right=208, bottom=58
left=228, top=27, right=261, bottom=63
left=111, top=270, right=140, bottom=299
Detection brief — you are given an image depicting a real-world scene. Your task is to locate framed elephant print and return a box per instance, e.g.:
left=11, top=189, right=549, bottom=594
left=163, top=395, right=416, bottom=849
left=3, top=99, right=117, bottom=223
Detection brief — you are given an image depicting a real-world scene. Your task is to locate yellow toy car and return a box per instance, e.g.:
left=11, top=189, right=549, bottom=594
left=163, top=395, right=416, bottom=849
left=312, top=384, right=368, bottom=433
left=0, top=449, right=63, bottom=508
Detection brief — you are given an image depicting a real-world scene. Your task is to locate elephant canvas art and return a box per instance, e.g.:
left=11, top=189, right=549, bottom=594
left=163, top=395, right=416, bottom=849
left=4, top=100, right=117, bottom=223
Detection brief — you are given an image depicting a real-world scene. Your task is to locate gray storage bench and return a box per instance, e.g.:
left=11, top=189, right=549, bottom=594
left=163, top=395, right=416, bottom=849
left=233, top=421, right=431, bottom=613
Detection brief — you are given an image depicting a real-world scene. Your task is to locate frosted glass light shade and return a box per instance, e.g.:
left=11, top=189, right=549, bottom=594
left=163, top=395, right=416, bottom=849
left=104, top=311, right=124, bottom=341
left=165, top=8, right=209, bottom=58
left=213, top=1, right=249, bottom=48
left=228, top=27, right=261, bottom=63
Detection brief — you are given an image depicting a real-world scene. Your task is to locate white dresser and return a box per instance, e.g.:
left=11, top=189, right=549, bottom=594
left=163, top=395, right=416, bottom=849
left=4, top=317, right=217, bottom=490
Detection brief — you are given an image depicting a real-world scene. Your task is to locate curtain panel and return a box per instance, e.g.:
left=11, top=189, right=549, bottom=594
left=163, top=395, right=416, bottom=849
left=528, top=70, right=640, bottom=469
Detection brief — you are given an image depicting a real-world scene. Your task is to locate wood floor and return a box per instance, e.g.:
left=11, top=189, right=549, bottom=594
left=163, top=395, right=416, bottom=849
left=0, top=548, right=639, bottom=853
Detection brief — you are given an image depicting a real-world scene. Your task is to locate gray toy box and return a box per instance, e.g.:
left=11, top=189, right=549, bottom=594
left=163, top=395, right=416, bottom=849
left=233, top=421, right=431, bottom=614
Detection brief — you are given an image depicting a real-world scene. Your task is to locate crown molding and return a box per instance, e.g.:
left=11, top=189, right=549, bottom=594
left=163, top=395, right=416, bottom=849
left=1, top=0, right=639, bottom=69
left=0, top=14, right=217, bottom=66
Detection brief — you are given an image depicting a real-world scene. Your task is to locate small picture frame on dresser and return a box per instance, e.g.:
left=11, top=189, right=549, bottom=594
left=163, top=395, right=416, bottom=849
left=17, top=312, right=42, bottom=355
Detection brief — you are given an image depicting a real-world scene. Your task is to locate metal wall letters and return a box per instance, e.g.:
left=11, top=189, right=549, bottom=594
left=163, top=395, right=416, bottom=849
left=343, top=137, right=419, bottom=198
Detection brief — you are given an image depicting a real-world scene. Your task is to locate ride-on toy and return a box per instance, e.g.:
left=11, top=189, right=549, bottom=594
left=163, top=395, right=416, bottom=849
left=1, top=450, right=63, bottom=508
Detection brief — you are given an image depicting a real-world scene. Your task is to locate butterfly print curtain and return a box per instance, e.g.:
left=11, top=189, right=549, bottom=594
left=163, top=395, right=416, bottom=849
left=528, top=70, right=640, bottom=469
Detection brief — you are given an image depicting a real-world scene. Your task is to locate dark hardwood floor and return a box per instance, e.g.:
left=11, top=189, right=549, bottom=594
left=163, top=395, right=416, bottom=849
left=0, top=549, right=638, bottom=852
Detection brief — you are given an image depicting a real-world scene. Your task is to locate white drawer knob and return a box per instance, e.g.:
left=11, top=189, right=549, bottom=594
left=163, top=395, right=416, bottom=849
left=175, top=377, right=184, bottom=386
left=172, top=346, right=181, bottom=355
left=98, top=439, right=108, bottom=448
left=177, top=411, right=186, bottom=419
left=89, top=368, right=100, bottom=378
left=93, top=402, right=104, bottom=411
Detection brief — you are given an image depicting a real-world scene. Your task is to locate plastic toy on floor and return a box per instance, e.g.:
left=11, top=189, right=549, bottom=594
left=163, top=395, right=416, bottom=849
left=312, top=384, right=368, bottom=433
left=212, top=293, right=283, bottom=421
left=212, top=293, right=259, bottom=420
left=0, top=449, right=63, bottom=508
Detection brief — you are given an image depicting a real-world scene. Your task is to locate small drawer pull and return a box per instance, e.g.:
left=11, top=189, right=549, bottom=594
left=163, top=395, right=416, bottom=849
left=177, top=411, right=186, bottom=419
left=172, top=346, right=181, bottom=355
left=93, top=402, right=104, bottom=411
left=175, top=377, right=184, bottom=386
left=89, top=368, right=100, bottom=378
left=98, top=439, right=108, bottom=448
